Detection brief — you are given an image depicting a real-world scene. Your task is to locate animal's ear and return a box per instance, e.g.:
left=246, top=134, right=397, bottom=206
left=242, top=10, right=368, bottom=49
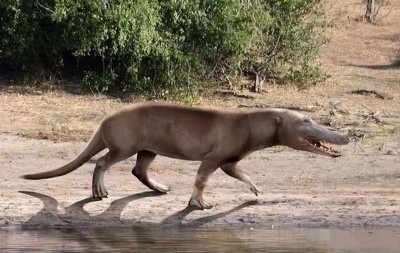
left=275, top=117, right=281, bottom=125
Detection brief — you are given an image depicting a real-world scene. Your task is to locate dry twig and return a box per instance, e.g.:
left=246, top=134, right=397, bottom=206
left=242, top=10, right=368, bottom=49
left=361, top=103, right=384, bottom=123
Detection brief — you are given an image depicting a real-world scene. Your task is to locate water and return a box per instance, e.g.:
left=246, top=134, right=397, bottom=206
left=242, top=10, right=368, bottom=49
left=1, top=226, right=400, bottom=252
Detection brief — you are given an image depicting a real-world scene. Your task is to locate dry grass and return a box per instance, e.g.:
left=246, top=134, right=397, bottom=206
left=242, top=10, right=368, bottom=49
left=0, top=91, right=124, bottom=141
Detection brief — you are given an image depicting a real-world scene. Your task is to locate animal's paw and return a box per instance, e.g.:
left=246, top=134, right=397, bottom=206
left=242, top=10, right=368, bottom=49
left=153, top=183, right=171, bottom=193
left=92, top=183, right=108, bottom=199
left=188, top=197, right=213, bottom=209
left=250, top=185, right=262, bottom=196
left=138, top=176, right=171, bottom=193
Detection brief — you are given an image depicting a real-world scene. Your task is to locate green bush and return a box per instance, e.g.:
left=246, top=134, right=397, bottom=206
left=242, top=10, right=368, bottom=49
left=0, top=0, right=61, bottom=75
left=0, top=0, right=328, bottom=95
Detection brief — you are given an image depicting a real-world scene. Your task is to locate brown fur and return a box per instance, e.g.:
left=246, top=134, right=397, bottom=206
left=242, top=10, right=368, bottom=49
left=22, top=103, right=349, bottom=209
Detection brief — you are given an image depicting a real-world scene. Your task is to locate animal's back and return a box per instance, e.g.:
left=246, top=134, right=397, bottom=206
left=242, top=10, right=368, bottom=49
left=101, top=103, right=230, bottom=160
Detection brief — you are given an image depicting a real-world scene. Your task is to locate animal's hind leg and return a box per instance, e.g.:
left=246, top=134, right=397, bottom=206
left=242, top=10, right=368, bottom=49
left=220, top=162, right=261, bottom=196
left=132, top=150, right=170, bottom=193
left=92, top=150, right=132, bottom=199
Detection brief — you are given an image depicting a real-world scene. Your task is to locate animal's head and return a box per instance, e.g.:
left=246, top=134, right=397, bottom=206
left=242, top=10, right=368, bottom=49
left=275, top=110, right=349, bottom=157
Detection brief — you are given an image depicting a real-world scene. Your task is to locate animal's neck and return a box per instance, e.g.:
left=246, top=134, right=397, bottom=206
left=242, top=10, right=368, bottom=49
left=247, top=110, right=280, bottom=150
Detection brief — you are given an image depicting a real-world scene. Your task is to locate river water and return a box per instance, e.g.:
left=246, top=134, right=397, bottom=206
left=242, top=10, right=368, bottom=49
left=1, top=226, right=400, bottom=252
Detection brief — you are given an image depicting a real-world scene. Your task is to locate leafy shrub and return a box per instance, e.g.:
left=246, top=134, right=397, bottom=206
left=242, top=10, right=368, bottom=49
left=0, top=0, right=63, bottom=72
left=0, top=0, right=328, bottom=95
left=240, top=0, right=328, bottom=87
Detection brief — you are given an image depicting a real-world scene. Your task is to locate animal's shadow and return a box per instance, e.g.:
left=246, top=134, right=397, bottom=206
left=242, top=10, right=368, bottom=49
left=161, top=200, right=259, bottom=228
left=19, top=191, right=258, bottom=228
left=19, top=191, right=163, bottom=227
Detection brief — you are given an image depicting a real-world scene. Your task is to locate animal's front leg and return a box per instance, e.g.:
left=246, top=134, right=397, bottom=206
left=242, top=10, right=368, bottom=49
left=188, top=161, right=220, bottom=209
left=221, top=162, right=261, bottom=196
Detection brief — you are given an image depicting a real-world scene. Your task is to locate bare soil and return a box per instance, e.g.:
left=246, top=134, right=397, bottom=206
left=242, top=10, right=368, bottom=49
left=0, top=0, right=399, bottom=228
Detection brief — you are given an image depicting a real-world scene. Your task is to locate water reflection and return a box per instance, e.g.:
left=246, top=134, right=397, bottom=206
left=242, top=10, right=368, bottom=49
left=1, top=226, right=400, bottom=252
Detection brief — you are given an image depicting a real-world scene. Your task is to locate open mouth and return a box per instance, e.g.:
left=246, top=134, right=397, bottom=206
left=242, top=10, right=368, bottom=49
left=306, top=139, right=341, bottom=157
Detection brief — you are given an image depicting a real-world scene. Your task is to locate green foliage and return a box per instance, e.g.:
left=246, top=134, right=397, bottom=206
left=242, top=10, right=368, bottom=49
left=83, top=69, right=117, bottom=94
left=0, top=0, right=328, bottom=96
left=0, top=0, right=63, bottom=72
left=243, top=0, right=328, bottom=86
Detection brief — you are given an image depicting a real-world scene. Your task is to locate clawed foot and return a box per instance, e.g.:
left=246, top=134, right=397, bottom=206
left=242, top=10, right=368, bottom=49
left=188, top=197, right=213, bottom=209
left=149, top=179, right=171, bottom=193
left=92, top=183, right=108, bottom=199
left=133, top=172, right=171, bottom=193
left=250, top=185, right=262, bottom=196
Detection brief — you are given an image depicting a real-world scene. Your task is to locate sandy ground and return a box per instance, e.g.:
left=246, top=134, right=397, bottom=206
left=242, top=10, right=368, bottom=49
left=0, top=0, right=399, bottom=228
left=1, top=134, right=400, bottom=228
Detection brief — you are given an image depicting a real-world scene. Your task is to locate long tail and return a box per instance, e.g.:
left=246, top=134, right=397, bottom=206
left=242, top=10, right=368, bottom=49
left=22, top=129, right=106, bottom=180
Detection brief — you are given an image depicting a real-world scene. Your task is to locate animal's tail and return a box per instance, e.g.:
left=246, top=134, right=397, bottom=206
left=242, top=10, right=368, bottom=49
left=22, top=129, right=106, bottom=180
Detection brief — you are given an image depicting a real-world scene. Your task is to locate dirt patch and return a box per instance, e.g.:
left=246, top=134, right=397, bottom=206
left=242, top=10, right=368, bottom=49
left=0, top=0, right=400, bottom=228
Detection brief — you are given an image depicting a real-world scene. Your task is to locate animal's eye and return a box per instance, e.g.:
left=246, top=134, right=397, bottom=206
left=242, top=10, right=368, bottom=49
left=303, top=118, right=311, bottom=123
